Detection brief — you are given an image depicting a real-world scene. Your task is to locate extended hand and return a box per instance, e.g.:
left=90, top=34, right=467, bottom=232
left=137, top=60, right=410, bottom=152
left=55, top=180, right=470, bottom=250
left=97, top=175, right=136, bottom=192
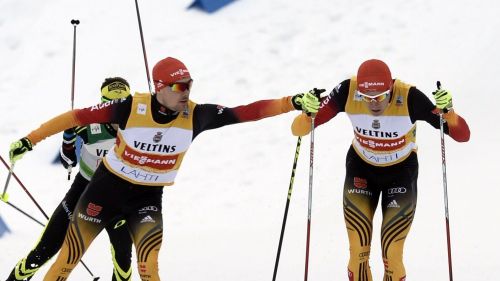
left=9, top=137, right=33, bottom=164
left=292, top=88, right=325, bottom=114
left=432, top=89, right=453, bottom=110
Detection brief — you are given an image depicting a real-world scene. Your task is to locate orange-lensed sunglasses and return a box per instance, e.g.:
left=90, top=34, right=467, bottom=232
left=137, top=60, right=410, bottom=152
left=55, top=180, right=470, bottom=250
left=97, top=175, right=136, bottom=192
left=170, top=79, right=193, bottom=92
left=155, top=79, right=193, bottom=93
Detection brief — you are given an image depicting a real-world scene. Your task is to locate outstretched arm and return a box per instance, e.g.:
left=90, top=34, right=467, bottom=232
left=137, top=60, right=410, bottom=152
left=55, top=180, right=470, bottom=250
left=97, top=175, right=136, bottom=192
left=27, top=97, right=130, bottom=145
left=9, top=97, right=131, bottom=163
left=192, top=96, right=297, bottom=138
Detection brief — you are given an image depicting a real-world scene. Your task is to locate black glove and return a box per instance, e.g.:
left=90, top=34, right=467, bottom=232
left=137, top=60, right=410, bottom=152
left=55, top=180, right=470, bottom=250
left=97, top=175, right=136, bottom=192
left=59, top=144, right=77, bottom=169
left=9, top=137, right=33, bottom=164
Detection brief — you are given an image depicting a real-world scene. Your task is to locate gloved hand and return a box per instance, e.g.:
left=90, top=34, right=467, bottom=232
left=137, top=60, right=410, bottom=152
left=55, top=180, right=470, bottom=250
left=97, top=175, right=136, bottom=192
left=9, top=137, right=33, bottom=164
left=292, top=88, right=325, bottom=114
left=432, top=89, right=453, bottom=110
left=59, top=145, right=77, bottom=169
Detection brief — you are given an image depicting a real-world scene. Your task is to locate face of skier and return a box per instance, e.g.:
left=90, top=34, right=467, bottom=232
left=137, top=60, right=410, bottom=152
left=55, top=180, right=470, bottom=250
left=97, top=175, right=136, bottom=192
left=358, top=89, right=391, bottom=116
left=155, top=78, right=193, bottom=112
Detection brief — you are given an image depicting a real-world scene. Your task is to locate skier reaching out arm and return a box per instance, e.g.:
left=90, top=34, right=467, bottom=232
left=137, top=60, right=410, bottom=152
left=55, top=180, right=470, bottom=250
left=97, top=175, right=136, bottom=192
left=8, top=57, right=319, bottom=281
left=11, top=82, right=318, bottom=157
left=291, top=59, right=469, bottom=281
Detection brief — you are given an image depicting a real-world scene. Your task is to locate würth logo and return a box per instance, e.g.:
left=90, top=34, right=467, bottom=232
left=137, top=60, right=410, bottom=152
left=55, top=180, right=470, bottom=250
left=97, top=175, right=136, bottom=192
left=86, top=203, right=103, bottom=217
left=354, top=177, right=367, bottom=189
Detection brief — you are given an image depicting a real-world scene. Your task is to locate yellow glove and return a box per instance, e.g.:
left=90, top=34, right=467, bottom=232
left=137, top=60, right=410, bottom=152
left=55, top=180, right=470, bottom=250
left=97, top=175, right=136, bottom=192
left=432, top=89, right=453, bottom=110
left=292, top=88, right=325, bottom=114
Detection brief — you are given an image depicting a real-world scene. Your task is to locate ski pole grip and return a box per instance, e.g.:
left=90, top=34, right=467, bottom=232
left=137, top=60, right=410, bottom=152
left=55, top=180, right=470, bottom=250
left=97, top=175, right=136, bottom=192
left=436, top=81, right=441, bottom=90
left=71, top=19, right=80, bottom=25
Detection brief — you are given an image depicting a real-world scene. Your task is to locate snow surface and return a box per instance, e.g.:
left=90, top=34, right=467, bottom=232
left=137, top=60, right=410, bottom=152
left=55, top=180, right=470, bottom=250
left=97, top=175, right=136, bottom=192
left=1, top=0, right=499, bottom=280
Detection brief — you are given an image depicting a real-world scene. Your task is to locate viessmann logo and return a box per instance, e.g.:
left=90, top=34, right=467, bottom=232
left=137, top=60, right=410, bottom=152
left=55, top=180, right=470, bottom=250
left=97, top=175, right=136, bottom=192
left=354, top=132, right=406, bottom=151
left=359, top=81, right=385, bottom=88
left=170, top=68, right=189, bottom=77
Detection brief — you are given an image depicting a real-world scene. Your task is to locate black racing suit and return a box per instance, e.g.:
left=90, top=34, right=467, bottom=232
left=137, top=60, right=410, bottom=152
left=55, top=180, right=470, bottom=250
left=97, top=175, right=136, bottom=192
left=5, top=125, right=133, bottom=281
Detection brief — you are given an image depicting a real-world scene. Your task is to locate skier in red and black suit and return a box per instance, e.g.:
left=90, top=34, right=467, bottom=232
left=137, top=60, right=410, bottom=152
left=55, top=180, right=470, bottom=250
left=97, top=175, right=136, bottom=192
left=292, top=59, right=470, bottom=281
left=8, top=57, right=320, bottom=281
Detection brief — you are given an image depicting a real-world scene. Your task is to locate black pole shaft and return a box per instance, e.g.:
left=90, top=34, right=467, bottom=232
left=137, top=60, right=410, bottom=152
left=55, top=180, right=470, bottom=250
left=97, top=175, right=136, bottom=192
left=1, top=162, right=14, bottom=199
left=0, top=155, right=49, bottom=219
left=272, top=137, right=302, bottom=281
left=69, top=19, right=99, bottom=280
left=436, top=81, right=453, bottom=281
left=70, top=19, right=79, bottom=110
left=68, top=19, right=79, bottom=181
left=4, top=201, right=45, bottom=227
left=134, top=0, right=153, bottom=94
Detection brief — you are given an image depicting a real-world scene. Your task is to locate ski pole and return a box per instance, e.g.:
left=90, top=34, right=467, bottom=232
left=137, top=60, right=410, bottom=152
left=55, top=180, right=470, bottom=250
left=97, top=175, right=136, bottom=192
left=0, top=155, right=48, bottom=218
left=1, top=162, right=15, bottom=203
left=304, top=115, right=316, bottom=281
left=70, top=19, right=79, bottom=112
left=67, top=19, right=79, bottom=181
left=2, top=200, right=45, bottom=227
left=0, top=155, right=99, bottom=280
left=272, top=136, right=302, bottom=281
left=436, top=81, right=454, bottom=281
left=134, top=0, right=153, bottom=94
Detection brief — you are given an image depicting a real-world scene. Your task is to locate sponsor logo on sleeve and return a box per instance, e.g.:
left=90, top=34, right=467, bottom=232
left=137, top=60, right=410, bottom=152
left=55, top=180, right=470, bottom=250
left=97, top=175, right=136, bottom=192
left=216, top=105, right=225, bottom=115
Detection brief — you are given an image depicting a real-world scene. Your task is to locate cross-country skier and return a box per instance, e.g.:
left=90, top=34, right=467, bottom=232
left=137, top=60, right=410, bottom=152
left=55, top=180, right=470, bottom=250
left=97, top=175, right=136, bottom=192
left=291, top=59, right=470, bottom=281
left=4, top=77, right=133, bottom=281
left=8, top=57, right=320, bottom=281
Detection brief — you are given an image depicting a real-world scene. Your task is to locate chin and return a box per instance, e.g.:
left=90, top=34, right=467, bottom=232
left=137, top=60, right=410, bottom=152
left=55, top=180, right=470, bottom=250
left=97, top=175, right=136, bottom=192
left=175, top=105, right=187, bottom=112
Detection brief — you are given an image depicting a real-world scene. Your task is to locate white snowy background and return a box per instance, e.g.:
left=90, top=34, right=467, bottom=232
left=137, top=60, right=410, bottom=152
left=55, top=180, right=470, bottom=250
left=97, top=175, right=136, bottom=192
left=1, top=0, right=499, bottom=280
